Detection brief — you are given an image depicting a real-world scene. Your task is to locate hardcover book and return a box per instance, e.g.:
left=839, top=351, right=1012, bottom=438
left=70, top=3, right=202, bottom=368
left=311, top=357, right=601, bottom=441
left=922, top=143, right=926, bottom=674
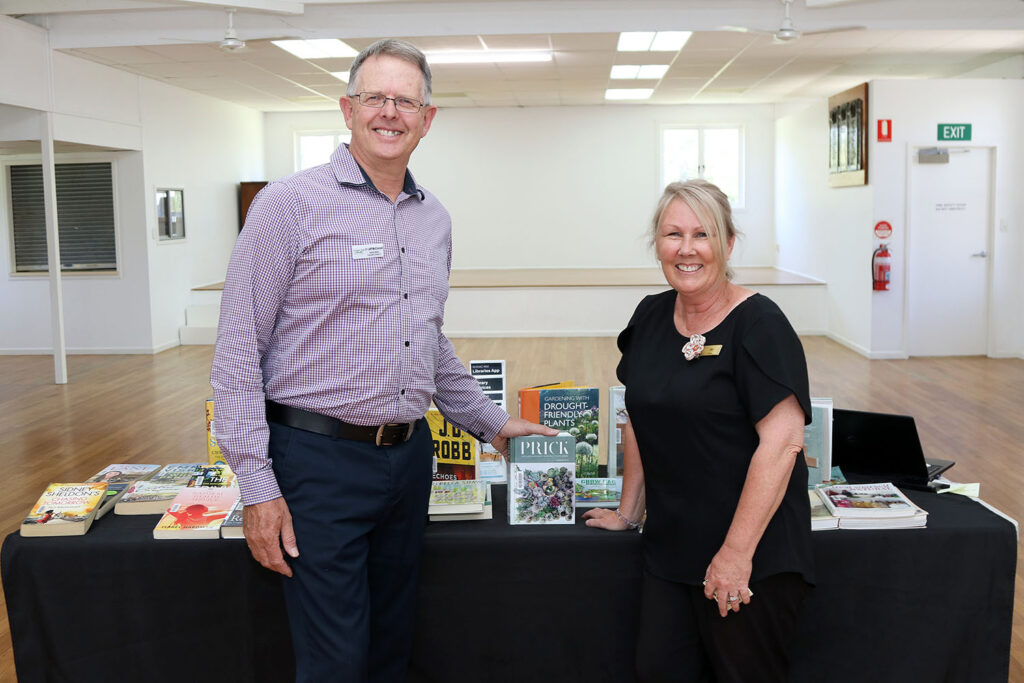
left=507, top=433, right=575, bottom=525
left=519, top=383, right=600, bottom=478
left=426, top=409, right=478, bottom=482
left=153, top=485, right=239, bottom=539
left=85, top=464, right=161, bottom=484
left=220, top=498, right=245, bottom=539
left=206, top=399, right=226, bottom=465
left=809, top=489, right=839, bottom=531
left=816, top=482, right=923, bottom=519
left=608, top=385, right=628, bottom=479
left=20, top=483, right=109, bottom=537
left=575, top=477, right=621, bottom=508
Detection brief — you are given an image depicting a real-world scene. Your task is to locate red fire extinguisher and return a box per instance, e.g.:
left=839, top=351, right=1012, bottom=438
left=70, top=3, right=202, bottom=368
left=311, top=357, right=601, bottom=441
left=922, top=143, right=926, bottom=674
left=872, top=243, right=891, bottom=291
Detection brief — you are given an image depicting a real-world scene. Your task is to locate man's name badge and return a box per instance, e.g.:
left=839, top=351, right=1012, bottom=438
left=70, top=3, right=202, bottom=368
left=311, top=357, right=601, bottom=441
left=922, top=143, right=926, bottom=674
left=700, top=345, right=723, bottom=357
left=352, top=243, right=384, bottom=260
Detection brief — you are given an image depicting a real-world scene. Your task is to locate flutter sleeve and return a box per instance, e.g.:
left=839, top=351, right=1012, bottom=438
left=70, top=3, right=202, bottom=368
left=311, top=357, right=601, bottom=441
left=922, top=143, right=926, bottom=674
left=616, top=294, right=654, bottom=385
left=735, top=306, right=812, bottom=425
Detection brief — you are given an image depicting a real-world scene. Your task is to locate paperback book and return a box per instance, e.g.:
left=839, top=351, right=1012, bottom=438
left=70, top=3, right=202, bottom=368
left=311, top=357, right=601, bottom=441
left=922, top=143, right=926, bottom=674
left=94, top=482, right=132, bottom=520
left=519, top=383, right=600, bottom=478
left=574, top=477, right=621, bottom=508
left=804, top=397, right=834, bottom=486
left=426, top=409, right=478, bottom=482
left=20, top=483, right=108, bottom=537
left=115, top=463, right=221, bottom=515
left=187, top=463, right=236, bottom=488
left=507, top=433, right=575, bottom=525
left=153, top=485, right=239, bottom=539
left=85, top=464, right=161, bottom=484
left=220, top=498, right=245, bottom=539
left=815, top=482, right=928, bottom=529
left=430, top=484, right=493, bottom=522
left=608, top=385, right=628, bottom=479
left=206, top=399, right=226, bottom=465
left=809, top=489, right=839, bottom=531
left=427, top=479, right=488, bottom=516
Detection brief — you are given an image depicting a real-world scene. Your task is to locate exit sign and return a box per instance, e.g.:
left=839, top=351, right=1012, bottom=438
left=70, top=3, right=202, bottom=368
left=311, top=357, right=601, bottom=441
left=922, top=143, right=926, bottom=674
left=938, top=124, right=972, bottom=141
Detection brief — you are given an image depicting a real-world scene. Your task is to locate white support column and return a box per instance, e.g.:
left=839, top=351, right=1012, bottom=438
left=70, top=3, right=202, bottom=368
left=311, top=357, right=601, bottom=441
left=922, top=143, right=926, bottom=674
left=41, top=111, right=67, bottom=384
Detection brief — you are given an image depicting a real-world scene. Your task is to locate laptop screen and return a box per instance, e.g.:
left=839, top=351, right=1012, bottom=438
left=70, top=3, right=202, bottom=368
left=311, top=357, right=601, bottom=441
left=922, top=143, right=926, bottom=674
left=832, top=409, right=930, bottom=486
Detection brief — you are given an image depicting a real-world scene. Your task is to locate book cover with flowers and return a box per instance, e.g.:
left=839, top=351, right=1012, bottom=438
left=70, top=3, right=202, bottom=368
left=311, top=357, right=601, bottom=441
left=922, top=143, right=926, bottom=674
left=507, top=434, right=575, bottom=525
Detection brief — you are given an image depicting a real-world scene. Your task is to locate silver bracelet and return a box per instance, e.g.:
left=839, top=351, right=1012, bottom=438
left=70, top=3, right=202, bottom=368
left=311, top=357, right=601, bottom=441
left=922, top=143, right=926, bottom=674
left=615, top=507, right=640, bottom=530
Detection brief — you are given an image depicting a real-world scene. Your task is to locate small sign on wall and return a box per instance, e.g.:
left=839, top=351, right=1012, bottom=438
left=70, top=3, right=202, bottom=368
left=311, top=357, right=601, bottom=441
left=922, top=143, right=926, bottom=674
left=938, top=124, right=972, bottom=141
left=874, top=221, right=893, bottom=239
left=877, top=119, right=892, bottom=143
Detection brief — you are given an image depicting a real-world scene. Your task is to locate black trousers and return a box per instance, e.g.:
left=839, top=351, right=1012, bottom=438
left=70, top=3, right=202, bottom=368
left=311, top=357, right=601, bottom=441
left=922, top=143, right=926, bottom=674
left=269, top=418, right=433, bottom=683
left=636, top=570, right=811, bottom=683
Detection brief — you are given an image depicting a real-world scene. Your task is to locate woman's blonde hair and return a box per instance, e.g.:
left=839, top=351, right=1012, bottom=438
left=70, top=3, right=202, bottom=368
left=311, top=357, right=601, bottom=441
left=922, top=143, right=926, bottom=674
left=651, top=179, right=740, bottom=280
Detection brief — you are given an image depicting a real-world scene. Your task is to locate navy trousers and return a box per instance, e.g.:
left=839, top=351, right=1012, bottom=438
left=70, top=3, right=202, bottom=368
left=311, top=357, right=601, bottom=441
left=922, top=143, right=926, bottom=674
left=268, top=418, right=433, bottom=683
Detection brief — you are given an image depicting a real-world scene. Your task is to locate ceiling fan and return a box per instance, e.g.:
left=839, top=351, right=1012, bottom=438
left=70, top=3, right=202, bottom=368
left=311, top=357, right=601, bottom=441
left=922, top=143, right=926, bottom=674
left=722, top=0, right=866, bottom=44
left=219, top=9, right=246, bottom=51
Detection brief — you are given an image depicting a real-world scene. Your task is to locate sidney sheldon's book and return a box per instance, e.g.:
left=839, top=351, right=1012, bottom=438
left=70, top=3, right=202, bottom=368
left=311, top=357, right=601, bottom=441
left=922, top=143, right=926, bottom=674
left=20, top=483, right=108, bottom=537
left=85, top=464, right=161, bottom=485
left=153, top=485, right=239, bottom=539
left=426, top=410, right=478, bottom=482
left=220, top=498, right=245, bottom=539
left=519, top=384, right=600, bottom=478
left=507, top=434, right=575, bottom=525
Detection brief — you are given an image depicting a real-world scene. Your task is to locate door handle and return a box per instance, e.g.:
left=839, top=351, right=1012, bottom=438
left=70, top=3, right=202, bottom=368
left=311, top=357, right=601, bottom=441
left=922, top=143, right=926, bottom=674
left=970, top=251, right=988, bottom=258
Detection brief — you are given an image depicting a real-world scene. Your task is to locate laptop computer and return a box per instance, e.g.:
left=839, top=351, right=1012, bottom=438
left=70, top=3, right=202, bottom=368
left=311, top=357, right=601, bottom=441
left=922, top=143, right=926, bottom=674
left=832, top=409, right=955, bottom=491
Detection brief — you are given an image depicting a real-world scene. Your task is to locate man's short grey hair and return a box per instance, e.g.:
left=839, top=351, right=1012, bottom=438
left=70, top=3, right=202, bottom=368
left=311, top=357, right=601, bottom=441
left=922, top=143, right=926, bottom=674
left=346, top=39, right=433, bottom=104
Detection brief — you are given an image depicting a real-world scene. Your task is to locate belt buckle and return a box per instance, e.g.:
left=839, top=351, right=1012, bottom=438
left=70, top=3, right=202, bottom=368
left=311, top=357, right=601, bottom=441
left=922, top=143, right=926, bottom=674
left=375, top=422, right=414, bottom=447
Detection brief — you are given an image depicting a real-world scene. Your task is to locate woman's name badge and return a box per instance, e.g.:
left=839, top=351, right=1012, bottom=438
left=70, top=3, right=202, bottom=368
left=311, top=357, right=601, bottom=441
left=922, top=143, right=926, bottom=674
left=352, top=243, right=384, bottom=259
left=700, top=345, right=723, bottom=357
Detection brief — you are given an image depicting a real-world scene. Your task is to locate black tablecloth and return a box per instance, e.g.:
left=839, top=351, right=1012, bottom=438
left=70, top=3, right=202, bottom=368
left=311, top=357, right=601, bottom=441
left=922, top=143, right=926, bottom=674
left=2, top=487, right=1015, bottom=683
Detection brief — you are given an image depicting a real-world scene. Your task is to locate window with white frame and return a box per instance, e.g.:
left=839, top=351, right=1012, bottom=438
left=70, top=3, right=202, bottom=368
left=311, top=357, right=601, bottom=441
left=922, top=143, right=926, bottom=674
left=295, top=131, right=352, bottom=172
left=7, top=161, right=117, bottom=273
left=661, top=126, right=744, bottom=209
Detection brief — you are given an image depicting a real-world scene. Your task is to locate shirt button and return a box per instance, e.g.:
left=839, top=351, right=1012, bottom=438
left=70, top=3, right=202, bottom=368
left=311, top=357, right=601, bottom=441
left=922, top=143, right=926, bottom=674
left=401, top=247, right=406, bottom=253
left=401, top=389, right=406, bottom=395
left=404, top=293, right=408, bottom=299
left=404, top=341, right=410, bottom=347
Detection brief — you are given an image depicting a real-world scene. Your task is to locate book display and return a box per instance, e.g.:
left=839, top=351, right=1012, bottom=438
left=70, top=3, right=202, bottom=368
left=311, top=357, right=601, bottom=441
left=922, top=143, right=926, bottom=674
left=507, top=434, right=575, bottom=525
left=815, top=482, right=927, bottom=529
left=20, top=483, right=109, bottom=537
left=153, top=485, right=240, bottom=539
left=804, top=397, right=834, bottom=486
left=470, top=359, right=507, bottom=483
left=518, top=383, right=600, bottom=478
left=426, top=409, right=478, bottom=481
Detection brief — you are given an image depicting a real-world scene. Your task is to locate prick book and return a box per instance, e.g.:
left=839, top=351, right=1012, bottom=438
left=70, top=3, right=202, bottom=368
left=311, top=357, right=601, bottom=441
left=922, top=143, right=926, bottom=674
left=507, top=434, right=575, bottom=525
left=20, top=483, right=109, bottom=537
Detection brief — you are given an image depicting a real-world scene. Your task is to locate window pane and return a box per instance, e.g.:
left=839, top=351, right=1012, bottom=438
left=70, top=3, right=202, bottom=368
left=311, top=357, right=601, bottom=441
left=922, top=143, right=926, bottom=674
left=297, top=135, right=338, bottom=170
left=703, top=128, right=741, bottom=208
left=662, top=128, right=699, bottom=188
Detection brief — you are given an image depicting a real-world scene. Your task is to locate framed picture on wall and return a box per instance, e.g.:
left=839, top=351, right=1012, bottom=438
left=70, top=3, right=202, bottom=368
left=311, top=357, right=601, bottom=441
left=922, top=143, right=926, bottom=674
left=156, top=188, right=185, bottom=240
left=828, top=83, right=868, bottom=188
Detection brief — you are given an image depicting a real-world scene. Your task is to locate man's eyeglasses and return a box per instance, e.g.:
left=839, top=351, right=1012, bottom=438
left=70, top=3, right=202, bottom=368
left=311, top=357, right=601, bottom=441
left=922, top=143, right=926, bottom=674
left=352, top=92, right=425, bottom=114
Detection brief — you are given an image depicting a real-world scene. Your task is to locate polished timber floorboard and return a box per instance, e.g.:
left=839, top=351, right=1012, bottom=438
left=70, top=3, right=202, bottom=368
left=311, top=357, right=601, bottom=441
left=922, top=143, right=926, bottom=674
left=0, top=338, right=1022, bottom=681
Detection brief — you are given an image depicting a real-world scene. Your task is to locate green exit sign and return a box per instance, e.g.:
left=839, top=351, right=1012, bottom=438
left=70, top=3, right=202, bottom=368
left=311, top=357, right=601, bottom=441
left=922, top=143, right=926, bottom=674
left=938, top=123, right=972, bottom=141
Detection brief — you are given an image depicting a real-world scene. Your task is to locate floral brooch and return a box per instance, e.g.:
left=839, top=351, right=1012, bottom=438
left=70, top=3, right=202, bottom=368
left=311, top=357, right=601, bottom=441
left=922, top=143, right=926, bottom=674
left=682, top=333, right=706, bottom=361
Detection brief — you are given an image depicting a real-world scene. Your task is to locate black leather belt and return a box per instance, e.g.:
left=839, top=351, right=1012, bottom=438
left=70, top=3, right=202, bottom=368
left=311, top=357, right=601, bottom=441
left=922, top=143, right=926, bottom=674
left=265, top=400, right=415, bottom=447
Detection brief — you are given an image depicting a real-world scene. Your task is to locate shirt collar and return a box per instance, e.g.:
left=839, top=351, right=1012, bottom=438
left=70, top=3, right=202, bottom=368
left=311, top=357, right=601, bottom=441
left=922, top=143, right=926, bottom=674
left=331, top=143, right=424, bottom=200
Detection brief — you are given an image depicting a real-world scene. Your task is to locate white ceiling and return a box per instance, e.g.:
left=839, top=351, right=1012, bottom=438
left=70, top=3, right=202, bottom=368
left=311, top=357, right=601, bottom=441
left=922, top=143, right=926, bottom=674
left=5, top=0, right=1024, bottom=111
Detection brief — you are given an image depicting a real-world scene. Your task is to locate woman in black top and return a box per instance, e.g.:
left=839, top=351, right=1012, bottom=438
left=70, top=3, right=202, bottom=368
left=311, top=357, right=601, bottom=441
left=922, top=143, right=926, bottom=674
left=585, top=179, right=814, bottom=682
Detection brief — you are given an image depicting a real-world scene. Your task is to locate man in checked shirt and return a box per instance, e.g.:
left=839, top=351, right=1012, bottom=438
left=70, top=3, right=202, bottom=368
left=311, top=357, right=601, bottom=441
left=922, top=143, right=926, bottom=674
left=211, top=39, right=555, bottom=682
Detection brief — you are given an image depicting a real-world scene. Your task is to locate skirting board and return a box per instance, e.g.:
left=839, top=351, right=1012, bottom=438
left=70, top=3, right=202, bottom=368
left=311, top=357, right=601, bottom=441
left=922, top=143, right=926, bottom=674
left=0, top=343, right=178, bottom=355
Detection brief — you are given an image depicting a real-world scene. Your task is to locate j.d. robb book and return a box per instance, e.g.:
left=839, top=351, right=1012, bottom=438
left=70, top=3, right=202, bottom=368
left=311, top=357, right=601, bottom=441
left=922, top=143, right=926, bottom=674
left=507, top=434, right=576, bottom=525
left=518, top=383, right=600, bottom=478
left=426, top=409, right=477, bottom=481
left=21, top=483, right=109, bottom=537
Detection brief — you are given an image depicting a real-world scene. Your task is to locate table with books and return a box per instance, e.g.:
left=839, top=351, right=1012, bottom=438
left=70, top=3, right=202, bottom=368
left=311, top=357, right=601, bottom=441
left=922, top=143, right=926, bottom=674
left=1, top=484, right=1015, bottom=683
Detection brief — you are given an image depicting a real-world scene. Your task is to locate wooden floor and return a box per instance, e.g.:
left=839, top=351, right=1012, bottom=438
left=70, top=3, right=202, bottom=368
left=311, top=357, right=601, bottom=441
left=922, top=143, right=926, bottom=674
left=0, top=338, right=1022, bottom=681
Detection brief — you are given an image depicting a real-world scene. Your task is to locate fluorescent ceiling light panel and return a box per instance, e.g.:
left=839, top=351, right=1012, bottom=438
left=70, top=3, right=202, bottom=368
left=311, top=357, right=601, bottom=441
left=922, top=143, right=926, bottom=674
left=638, top=64, right=670, bottom=79
left=610, top=65, right=641, bottom=79
left=272, top=39, right=358, bottom=59
left=650, top=31, right=692, bottom=51
left=331, top=71, right=350, bottom=83
left=426, top=50, right=552, bottom=64
left=605, top=88, right=654, bottom=100
left=617, top=32, right=655, bottom=52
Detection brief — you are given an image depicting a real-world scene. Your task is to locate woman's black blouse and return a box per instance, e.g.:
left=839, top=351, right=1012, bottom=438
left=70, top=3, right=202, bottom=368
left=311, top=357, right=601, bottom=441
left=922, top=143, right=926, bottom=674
left=617, top=290, right=814, bottom=585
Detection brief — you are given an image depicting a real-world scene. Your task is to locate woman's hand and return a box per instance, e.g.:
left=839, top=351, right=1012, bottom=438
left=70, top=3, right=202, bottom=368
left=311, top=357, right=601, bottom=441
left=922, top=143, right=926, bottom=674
left=583, top=507, right=630, bottom=531
left=702, top=544, right=753, bottom=617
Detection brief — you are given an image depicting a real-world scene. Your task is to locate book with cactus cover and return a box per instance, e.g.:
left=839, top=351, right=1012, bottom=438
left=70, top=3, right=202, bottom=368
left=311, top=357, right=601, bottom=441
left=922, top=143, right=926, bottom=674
left=426, top=410, right=478, bottom=482
left=507, top=433, right=575, bottom=525
left=518, top=384, right=600, bottom=478
left=20, top=483, right=109, bottom=537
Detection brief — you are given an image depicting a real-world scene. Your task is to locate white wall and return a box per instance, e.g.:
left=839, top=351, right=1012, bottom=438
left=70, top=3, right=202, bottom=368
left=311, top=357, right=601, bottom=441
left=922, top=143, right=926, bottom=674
left=0, top=16, right=49, bottom=112
left=775, top=102, right=874, bottom=355
left=139, top=78, right=263, bottom=351
left=265, top=104, right=779, bottom=270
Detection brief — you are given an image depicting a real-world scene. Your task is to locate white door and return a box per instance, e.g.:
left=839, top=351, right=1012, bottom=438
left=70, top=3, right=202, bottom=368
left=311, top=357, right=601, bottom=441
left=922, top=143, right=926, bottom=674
left=907, top=147, right=991, bottom=356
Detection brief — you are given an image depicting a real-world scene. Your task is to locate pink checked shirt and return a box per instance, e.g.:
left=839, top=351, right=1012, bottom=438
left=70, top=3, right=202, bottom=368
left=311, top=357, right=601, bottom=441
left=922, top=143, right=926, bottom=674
left=211, top=144, right=508, bottom=505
